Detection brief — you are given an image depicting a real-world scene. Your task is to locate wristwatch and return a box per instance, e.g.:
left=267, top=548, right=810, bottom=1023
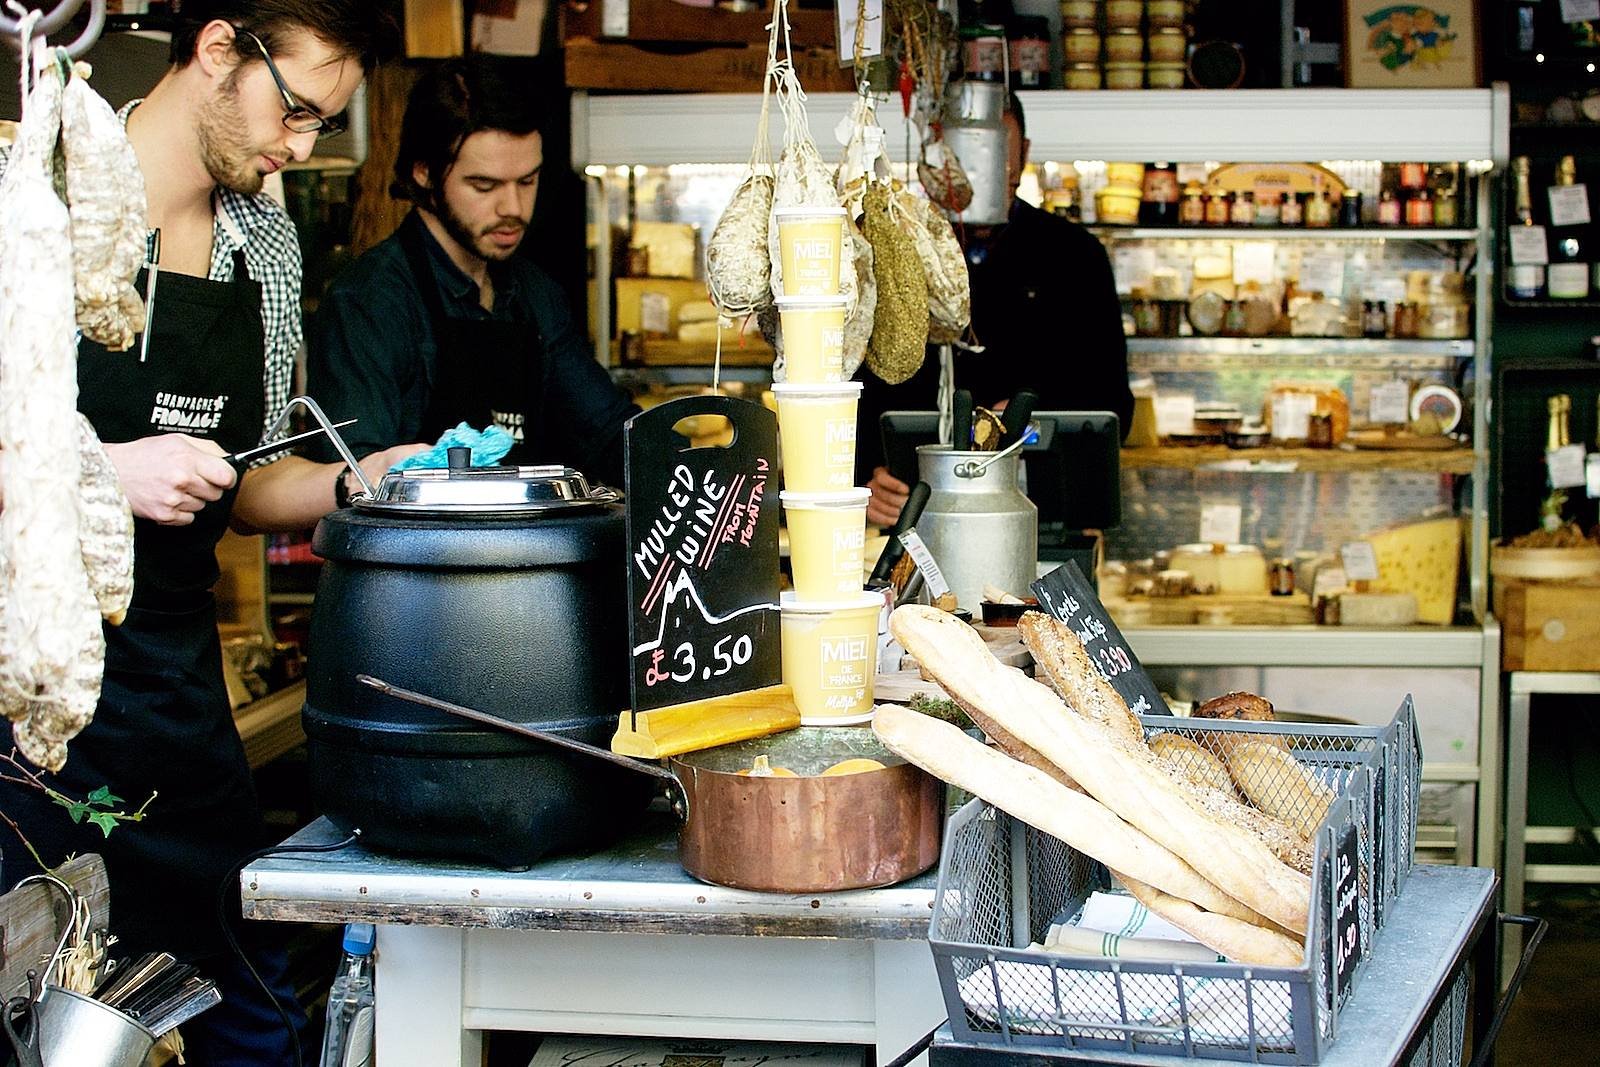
left=334, top=468, right=355, bottom=509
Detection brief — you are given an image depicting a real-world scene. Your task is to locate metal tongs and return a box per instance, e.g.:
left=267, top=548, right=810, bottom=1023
left=226, top=419, right=357, bottom=468
left=250, top=396, right=379, bottom=501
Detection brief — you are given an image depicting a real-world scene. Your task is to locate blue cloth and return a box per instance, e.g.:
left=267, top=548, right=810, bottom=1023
left=389, top=421, right=515, bottom=471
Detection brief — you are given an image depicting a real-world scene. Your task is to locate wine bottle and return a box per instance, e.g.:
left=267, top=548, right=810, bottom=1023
left=1543, top=394, right=1574, bottom=531
left=1510, top=156, right=1545, bottom=300
left=1547, top=155, right=1591, bottom=300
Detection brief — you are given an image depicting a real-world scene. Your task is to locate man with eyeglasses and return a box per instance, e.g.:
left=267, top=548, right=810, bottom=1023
left=307, top=55, right=639, bottom=489
left=0, top=2, right=407, bottom=1063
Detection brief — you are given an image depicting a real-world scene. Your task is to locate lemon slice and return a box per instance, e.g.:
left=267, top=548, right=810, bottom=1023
left=820, top=758, right=887, bottom=777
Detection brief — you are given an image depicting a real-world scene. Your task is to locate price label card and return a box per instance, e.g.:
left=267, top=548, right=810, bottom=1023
left=1329, top=822, right=1364, bottom=1004
left=640, top=292, right=671, bottom=335
left=1548, top=443, right=1589, bottom=490
left=1297, top=250, right=1346, bottom=299
left=836, top=0, right=884, bottom=62
left=1340, top=541, right=1380, bottom=582
left=1562, top=0, right=1600, bottom=24
left=624, top=396, right=781, bottom=717
left=1032, top=561, right=1169, bottom=718
left=1154, top=394, right=1196, bottom=436
left=1549, top=183, right=1593, bottom=227
left=1199, top=503, right=1243, bottom=546
left=1232, top=241, right=1276, bottom=285
left=1112, top=246, right=1157, bottom=295
left=1588, top=452, right=1600, bottom=499
left=898, top=529, right=950, bottom=599
left=1176, top=163, right=1210, bottom=185
left=1510, top=225, right=1550, bottom=266
left=1369, top=380, right=1412, bottom=425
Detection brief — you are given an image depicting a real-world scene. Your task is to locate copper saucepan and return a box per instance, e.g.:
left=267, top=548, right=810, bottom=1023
left=358, top=676, right=943, bottom=893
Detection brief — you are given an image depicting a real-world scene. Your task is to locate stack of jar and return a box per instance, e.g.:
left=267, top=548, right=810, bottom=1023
left=769, top=208, right=879, bottom=726
left=1061, top=0, right=1190, bottom=90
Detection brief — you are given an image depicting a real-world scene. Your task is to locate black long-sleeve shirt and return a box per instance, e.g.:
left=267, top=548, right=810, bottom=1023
left=855, top=198, right=1133, bottom=481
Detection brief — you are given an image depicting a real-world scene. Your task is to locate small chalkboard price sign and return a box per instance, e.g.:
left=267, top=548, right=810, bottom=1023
left=1330, top=822, right=1363, bottom=1003
left=624, top=395, right=782, bottom=720
left=1031, top=560, right=1169, bottom=717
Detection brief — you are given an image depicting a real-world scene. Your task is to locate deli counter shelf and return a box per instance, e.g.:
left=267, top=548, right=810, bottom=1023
left=1121, top=444, right=1476, bottom=474
left=1091, top=226, right=1480, bottom=242
left=1124, top=336, right=1475, bottom=357
left=1119, top=622, right=1490, bottom=669
left=575, top=87, right=1505, bottom=167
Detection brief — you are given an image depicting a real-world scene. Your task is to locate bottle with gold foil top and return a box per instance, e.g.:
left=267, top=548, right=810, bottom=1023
left=1547, top=155, right=1591, bottom=300
left=1543, top=393, right=1574, bottom=531
left=1510, top=156, right=1545, bottom=299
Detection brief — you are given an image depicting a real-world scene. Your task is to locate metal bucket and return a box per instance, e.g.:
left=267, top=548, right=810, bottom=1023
left=942, top=81, right=1010, bottom=225
left=35, top=986, right=155, bottom=1067
left=915, top=444, right=1037, bottom=610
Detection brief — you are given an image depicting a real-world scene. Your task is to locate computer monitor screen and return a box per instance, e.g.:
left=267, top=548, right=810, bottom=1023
left=880, top=410, right=1121, bottom=532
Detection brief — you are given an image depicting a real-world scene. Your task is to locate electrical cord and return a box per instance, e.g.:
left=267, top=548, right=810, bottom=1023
left=214, top=829, right=363, bottom=1067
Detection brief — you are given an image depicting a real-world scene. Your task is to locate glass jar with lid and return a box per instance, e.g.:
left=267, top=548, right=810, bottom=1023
left=1179, top=181, right=1206, bottom=226
left=1105, top=0, right=1143, bottom=29
left=1205, top=189, right=1232, bottom=226
left=1146, top=61, right=1186, bottom=88
left=1064, top=62, right=1102, bottom=90
left=1063, top=27, right=1101, bottom=64
left=1105, top=28, right=1145, bottom=62
left=1229, top=189, right=1256, bottom=225
left=1280, top=191, right=1305, bottom=227
left=1059, top=0, right=1098, bottom=29
left=1145, top=0, right=1187, bottom=28
left=960, top=23, right=1006, bottom=81
left=1148, top=27, right=1188, bottom=63
left=1104, top=61, right=1145, bottom=90
left=1008, top=17, right=1051, bottom=89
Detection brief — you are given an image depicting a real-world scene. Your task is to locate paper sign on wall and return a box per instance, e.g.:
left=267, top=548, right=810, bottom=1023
left=1200, top=503, right=1243, bottom=546
left=1297, top=251, right=1346, bottom=299
left=1154, top=394, right=1196, bottom=436
left=1113, top=247, right=1157, bottom=295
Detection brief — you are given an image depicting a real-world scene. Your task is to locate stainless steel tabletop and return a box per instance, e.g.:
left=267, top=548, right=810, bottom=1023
left=241, top=814, right=938, bottom=940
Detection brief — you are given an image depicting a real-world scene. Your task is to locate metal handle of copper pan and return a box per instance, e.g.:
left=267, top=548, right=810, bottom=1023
left=356, top=675, right=688, bottom=818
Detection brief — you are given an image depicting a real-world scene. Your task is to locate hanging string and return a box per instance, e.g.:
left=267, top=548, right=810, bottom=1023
left=7, top=2, right=42, bottom=107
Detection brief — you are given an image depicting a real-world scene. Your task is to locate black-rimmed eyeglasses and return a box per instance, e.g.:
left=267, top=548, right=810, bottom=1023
left=235, top=28, right=347, bottom=138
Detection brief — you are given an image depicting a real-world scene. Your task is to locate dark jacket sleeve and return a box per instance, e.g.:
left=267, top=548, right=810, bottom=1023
left=527, top=269, right=640, bottom=487
left=306, top=257, right=431, bottom=462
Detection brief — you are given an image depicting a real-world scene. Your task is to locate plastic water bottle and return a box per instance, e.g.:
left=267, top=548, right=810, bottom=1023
left=319, top=923, right=376, bottom=1067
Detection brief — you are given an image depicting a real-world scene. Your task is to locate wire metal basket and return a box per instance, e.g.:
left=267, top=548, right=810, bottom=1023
left=928, top=698, right=1421, bottom=1065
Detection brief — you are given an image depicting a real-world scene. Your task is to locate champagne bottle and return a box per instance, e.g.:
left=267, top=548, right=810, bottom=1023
left=1547, top=156, right=1591, bottom=300
left=1542, top=394, right=1574, bottom=531
left=1510, top=156, right=1545, bottom=299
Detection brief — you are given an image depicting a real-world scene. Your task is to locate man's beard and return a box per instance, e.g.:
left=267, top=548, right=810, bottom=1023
left=198, top=71, right=265, bottom=197
left=436, top=196, right=525, bottom=263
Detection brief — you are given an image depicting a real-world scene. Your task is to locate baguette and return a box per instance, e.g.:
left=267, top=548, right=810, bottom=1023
left=872, top=704, right=1267, bottom=926
left=1149, top=732, right=1237, bottom=797
left=1114, top=874, right=1305, bottom=968
left=1227, top=741, right=1335, bottom=843
left=891, top=605, right=1311, bottom=933
left=1018, top=613, right=1146, bottom=745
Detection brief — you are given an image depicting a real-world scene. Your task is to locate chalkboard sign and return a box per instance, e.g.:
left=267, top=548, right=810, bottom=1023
left=1330, top=821, right=1363, bottom=1003
left=1030, top=560, right=1169, bottom=717
left=624, top=396, right=781, bottom=718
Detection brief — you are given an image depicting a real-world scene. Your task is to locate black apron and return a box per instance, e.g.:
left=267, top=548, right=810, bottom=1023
left=400, top=216, right=544, bottom=463
left=0, top=236, right=268, bottom=962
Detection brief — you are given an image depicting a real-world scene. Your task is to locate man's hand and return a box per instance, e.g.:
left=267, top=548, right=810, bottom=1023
left=867, top=465, right=910, bottom=528
left=341, top=443, right=430, bottom=498
left=106, top=435, right=237, bottom=526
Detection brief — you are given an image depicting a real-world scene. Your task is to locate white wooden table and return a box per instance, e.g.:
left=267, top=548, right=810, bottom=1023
left=242, top=816, right=945, bottom=1067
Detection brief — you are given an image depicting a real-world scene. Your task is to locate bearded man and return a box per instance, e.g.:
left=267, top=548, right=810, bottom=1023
left=0, top=2, right=413, bottom=1062
left=308, top=56, right=639, bottom=488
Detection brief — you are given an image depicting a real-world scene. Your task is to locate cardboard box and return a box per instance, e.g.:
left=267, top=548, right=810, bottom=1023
left=529, top=1037, right=864, bottom=1067
left=1501, top=581, right=1600, bottom=671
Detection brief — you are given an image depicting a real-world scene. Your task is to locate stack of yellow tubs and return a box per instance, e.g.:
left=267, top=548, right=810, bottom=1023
left=771, top=206, right=879, bottom=725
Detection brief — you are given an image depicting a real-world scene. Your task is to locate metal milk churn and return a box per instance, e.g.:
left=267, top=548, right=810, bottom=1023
left=915, top=443, right=1037, bottom=610
left=942, top=80, right=1010, bottom=225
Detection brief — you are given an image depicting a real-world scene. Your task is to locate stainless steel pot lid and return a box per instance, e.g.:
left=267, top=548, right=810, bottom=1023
left=355, top=462, right=621, bottom=517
